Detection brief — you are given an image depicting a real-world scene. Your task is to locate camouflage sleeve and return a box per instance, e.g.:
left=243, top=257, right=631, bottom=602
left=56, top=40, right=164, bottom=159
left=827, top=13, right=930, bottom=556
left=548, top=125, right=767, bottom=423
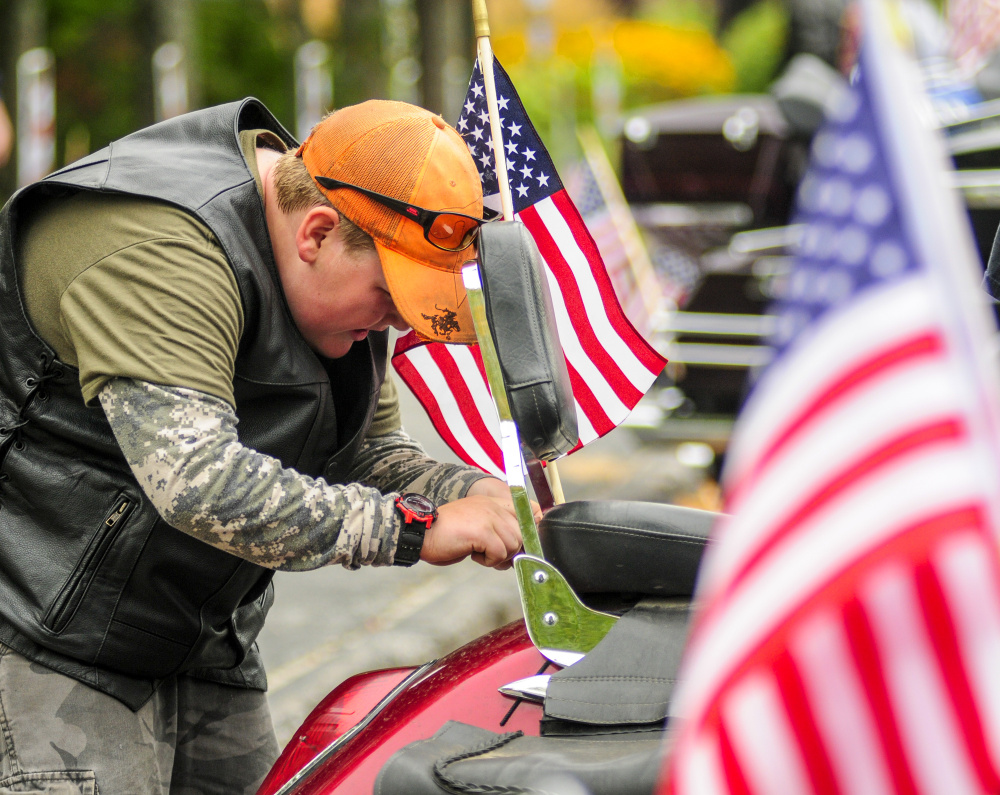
left=98, top=377, right=400, bottom=571
left=346, top=429, right=494, bottom=504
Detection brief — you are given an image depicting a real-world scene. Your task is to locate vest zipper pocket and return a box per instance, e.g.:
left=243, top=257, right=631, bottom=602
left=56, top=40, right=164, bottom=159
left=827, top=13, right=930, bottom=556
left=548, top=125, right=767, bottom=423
left=45, top=496, right=135, bottom=635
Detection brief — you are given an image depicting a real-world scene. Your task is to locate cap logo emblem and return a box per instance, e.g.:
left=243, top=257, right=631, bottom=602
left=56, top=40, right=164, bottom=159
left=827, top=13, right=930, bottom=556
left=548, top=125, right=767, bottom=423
left=421, top=306, right=461, bottom=341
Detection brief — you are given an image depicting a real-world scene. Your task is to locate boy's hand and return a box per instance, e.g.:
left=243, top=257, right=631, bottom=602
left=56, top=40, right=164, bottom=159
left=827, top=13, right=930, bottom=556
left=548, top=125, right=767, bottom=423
left=467, top=476, right=543, bottom=523
left=421, top=494, right=523, bottom=569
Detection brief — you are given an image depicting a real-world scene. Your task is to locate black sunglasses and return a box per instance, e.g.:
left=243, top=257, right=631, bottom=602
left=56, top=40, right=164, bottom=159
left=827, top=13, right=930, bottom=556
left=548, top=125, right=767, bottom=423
left=313, top=175, right=499, bottom=252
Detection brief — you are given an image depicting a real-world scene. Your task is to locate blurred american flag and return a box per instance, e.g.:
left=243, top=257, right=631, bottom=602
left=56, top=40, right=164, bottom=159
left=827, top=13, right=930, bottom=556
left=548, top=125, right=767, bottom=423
left=565, top=157, right=656, bottom=336
left=661, top=13, right=1000, bottom=793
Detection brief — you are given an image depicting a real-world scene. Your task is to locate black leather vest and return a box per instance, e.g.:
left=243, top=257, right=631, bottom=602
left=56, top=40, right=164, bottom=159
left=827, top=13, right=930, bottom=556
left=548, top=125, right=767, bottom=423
left=0, top=99, right=387, bottom=709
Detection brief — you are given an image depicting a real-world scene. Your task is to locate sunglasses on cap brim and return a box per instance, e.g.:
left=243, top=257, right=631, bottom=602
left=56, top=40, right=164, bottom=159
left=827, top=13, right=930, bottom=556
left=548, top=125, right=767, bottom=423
left=313, top=175, right=499, bottom=253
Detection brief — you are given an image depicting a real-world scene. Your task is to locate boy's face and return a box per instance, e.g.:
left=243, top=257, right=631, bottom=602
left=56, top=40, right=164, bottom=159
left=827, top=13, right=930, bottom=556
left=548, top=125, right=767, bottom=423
left=283, top=226, right=407, bottom=359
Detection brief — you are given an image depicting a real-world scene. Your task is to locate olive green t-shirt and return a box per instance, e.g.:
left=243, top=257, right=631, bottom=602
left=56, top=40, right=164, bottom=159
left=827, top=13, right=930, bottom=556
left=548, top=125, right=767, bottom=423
left=17, top=129, right=401, bottom=434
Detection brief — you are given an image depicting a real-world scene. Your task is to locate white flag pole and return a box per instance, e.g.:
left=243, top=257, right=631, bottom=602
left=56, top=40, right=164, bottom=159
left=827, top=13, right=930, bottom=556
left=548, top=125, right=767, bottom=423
left=470, top=0, right=566, bottom=504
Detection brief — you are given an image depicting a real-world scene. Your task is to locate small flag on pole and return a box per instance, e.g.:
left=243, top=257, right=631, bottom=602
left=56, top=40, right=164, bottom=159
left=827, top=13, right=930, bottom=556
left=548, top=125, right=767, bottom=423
left=565, top=155, right=658, bottom=337
left=565, top=126, right=669, bottom=339
left=659, top=2, right=1000, bottom=792
left=392, top=57, right=666, bottom=475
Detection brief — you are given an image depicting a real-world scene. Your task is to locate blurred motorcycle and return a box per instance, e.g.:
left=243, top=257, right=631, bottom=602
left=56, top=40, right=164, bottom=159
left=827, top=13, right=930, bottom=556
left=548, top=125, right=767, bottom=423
left=622, top=51, right=1000, bottom=428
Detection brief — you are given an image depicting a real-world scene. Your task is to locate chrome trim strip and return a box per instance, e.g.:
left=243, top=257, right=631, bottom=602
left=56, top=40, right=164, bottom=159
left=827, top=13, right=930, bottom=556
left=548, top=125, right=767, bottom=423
left=498, top=674, right=551, bottom=702
left=661, top=311, right=776, bottom=337
left=728, top=224, right=803, bottom=255
left=631, top=202, right=754, bottom=229
left=939, top=98, right=1000, bottom=129
left=538, top=649, right=584, bottom=668
left=275, top=660, right=437, bottom=795
left=663, top=342, right=774, bottom=367
left=500, top=421, right=526, bottom=489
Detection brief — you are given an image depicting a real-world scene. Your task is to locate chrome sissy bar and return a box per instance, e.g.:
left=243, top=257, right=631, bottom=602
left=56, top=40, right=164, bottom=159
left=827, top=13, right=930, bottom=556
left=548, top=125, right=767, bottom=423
left=461, top=261, right=616, bottom=668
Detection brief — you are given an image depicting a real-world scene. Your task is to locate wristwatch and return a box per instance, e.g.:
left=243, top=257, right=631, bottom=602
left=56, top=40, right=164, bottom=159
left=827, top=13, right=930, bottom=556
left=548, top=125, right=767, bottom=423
left=392, top=493, right=437, bottom=567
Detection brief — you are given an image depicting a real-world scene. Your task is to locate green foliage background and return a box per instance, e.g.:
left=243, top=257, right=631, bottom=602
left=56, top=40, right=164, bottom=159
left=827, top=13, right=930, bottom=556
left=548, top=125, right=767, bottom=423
left=195, top=0, right=299, bottom=126
left=47, top=0, right=155, bottom=161
left=45, top=0, right=304, bottom=164
left=1, top=0, right=794, bottom=200
left=499, top=0, right=790, bottom=167
left=721, top=0, right=789, bottom=93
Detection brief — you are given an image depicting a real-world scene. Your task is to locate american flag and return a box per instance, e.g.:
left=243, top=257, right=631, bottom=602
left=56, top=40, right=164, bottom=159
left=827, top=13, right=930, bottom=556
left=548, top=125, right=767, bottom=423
left=660, top=11, right=1000, bottom=794
left=392, top=57, right=666, bottom=475
left=649, top=242, right=700, bottom=308
left=565, top=157, right=656, bottom=336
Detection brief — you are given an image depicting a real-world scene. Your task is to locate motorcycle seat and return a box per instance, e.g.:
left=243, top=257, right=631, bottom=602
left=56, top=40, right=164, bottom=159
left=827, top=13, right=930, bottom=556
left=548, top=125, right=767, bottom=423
left=537, top=499, right=716, bottom=600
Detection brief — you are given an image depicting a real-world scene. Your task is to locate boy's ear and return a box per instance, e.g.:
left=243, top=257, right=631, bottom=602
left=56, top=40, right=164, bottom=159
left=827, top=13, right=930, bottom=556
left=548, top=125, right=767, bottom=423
left=296, top=206, right=340, bottom=263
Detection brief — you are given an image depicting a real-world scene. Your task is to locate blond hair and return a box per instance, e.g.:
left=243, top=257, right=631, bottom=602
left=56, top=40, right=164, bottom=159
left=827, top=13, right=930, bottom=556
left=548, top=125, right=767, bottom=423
left=272, top=152, right=375, bottom=253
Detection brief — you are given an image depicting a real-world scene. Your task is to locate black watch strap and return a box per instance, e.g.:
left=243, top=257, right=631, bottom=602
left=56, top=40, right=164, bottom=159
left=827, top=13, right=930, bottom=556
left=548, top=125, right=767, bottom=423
left=392, top=493, right=436, bottom=567
left=392, top=524, right=426, bottom=567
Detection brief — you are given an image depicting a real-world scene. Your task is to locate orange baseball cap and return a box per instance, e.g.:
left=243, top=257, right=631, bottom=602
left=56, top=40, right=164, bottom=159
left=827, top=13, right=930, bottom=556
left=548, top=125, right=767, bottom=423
left=297, top=100, right=484, bottom=344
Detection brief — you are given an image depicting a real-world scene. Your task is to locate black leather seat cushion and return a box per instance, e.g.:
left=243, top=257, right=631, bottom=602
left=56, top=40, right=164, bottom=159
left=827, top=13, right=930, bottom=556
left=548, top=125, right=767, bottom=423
left=537, top=500, right=716, bottom=598
left=477, top=222, right=578, bottom=461
left=376, top=720, right=663, bottom=795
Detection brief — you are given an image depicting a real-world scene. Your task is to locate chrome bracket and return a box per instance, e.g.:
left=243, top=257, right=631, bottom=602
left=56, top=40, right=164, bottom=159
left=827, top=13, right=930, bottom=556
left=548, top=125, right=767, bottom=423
left=462, top=262, right=617, bottom=664
left=514, top=555, right=617, bottom=664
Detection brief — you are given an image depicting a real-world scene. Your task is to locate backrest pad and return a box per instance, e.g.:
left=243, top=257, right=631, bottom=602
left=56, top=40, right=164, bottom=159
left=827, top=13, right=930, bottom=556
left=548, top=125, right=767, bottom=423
left=476, top=222, right=579, bottom=461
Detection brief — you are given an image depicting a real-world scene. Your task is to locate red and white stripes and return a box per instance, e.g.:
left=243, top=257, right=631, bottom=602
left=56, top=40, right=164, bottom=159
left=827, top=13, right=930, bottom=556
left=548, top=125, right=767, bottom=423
left=662, top=276, right=1000, bottom=794
left=392, top=190, right=665, bottom=473
left=669, top=519, right=1000, bottom=794
left=392, top=337, right=504, bottom=477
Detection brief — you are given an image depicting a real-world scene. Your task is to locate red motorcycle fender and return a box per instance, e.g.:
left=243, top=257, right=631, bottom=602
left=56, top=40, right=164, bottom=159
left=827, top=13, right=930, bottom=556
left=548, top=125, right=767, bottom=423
left=258, top=619, right=548, bottom=795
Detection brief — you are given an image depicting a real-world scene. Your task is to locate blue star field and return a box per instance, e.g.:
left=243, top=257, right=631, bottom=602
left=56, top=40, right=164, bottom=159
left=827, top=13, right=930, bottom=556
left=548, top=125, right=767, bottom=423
left=768, top=56, right=920, bottom=358
left=456, top=58, right=564, bottom=213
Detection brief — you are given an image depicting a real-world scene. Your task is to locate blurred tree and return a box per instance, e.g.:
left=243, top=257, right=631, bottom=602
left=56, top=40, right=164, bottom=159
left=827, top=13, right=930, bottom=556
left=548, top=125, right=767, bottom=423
left=47, top=0, right=156, bottom=163
left=1, top=0, right=47, bottom=201
left=720, top=0, right=788, bottom=92
left=300, top=0, right=339, bottom=39
left=0, top=0, right=463, bottom=203
left=195, top=0, right=302, bottom=129
left=383, top=0, right=420, bottom=104
left=716, top=0, right=757, bottom=35
left=417, top=0, right=473, bottom=122
left=496, top=16, right=734, bottom=164
left=155, top=0, right=198, bottom=114
left=336, top=0, right=388, bottom=106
